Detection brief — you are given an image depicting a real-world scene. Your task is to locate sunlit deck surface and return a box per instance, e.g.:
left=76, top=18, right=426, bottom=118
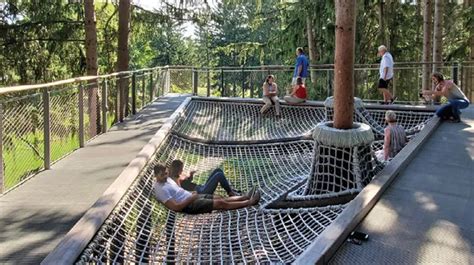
left=331, top=106, right=474, bottom=264
left=0, top=94, right=189, bottom=264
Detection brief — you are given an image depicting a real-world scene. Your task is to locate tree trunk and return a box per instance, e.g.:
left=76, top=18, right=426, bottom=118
left=422, top=0, right=433, bottom=92
left=432, top=0, right=443, bottom=73
left=333, top=0, right=356, bottom=129
left=306, top=16, right=318, bottom=86
left=378, top=0, right=386, bottom=45
left=84, top=0, right=99, bottom=136
left=465, top=0, right=474, bottom=101
left=117, top=0, right=131, bottom=122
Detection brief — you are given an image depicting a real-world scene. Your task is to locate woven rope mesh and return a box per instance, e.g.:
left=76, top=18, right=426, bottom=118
left=77, top=98, right=434, bottom=263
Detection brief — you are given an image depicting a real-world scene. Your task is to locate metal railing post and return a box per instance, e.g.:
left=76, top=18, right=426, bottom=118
left=207, top=68, right=211, bottom=97
left=102, top=79, right=108, bottom=133
left=131, top=73, right=136, bottom=114
left=150, top=71, right=154, bottom=102
left=452, top=62, right=459, bottom=84
left=192, top=68, right=198, bottom=95
left=241, top=65, right=245, bottom=98
left=142, top=73, right=145, bottom=107
left=220, top=68, right=224, bottom=96
left=0, top=104, right=4, bottom=194
left=78, top=85, right=85, bottom=148
left=43, top=88, right=51, bottom=169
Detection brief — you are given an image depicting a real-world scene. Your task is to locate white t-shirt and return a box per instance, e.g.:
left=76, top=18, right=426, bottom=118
left=379, top=52, right=394, bottom=80
left=154, top=178, right=192, bottom=204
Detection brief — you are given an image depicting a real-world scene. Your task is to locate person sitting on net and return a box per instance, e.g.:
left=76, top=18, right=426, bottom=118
left=284, top=77, right=307, bottom=104
left=375, top=110, right=407, bottom=162
left=153, top=164, right=260, bottom=214
left=260, top=75, right=281, bottom=117
left=422, top=72, right=470, bottom=123
left=169, top=159, right=240, bottom=197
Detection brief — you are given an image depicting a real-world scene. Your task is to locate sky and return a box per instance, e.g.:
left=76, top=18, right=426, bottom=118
left=133, top=0, right=219, bottom=38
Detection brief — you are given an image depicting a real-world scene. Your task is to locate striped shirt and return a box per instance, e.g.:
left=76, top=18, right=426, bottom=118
left=387, top=124, right=406, bottom=158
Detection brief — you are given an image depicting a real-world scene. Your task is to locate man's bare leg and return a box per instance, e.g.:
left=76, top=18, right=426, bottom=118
left=222, top=195, right=250, bottom=202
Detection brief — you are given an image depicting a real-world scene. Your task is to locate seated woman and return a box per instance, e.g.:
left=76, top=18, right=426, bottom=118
left=169, top=160, right=239, bottom=197
left=423, top=72, right=470, bottom=122
left=284, top=77, right=307, bottom=104
left=153, top=164, right=260, bottom=214
left=260, top=75, right=281, bottom=117
left=375, top=110, right=407, bottom=162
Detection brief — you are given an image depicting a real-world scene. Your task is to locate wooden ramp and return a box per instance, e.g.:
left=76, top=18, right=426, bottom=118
left=331, top=106, right=474, bottom=264
left=0, top=94, right=188, bottom=264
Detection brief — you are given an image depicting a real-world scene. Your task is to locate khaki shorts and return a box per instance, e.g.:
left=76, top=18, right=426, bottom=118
left=182, top=194, right=214, bottom=214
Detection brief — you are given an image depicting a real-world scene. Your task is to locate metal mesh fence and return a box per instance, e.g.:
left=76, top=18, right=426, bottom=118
left=50, top=88, right=80, bottom=162
left=0, top=67, right=167, bottom=193
left=1, top=94, right=44, bottom=190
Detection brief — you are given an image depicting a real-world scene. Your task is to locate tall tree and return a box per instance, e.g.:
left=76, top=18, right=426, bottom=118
left=432, top=0, right=443, bottom=73
left=84, top=0, right=99, bottom=136
left=467, top=0, right=474, bottom=101
left=117, top=0, right=131, bottom=122
left=333, top=0, right=356, bottom=129
left=422, top=0, right=433, bottom=92
left=306, top=16, right=317, bottom=85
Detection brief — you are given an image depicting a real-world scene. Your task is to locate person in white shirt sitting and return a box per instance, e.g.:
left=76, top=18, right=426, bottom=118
left=153, top=164, right=260, bottom=214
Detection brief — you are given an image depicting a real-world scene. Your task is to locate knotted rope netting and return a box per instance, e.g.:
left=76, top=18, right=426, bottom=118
left=77, top=98, right=434, bottom=264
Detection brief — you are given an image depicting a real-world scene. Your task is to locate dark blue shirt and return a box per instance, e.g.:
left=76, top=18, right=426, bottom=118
left=293, top=54, right=309, bottom=78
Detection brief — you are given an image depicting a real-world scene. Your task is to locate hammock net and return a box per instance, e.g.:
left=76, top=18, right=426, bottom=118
left=77, top=98, right=434, bottom=264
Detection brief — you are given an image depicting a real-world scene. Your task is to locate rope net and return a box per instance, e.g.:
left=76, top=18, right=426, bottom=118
left=77, top=98, right=434, bottom=263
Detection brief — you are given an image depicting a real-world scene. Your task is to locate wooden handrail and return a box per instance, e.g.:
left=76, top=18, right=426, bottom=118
left=0, top=67, right=162, bottom=95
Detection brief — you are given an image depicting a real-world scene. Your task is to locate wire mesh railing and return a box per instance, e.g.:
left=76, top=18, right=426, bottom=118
left=0, top=61, right=472, bottom=194
left=0, top=67, right=169, bottom=194
left=167, top=62, right=474, bottom=103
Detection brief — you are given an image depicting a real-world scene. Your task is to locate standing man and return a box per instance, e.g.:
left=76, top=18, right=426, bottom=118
left=377, top=45, right=396, bottom=104
left=291, top=47, right=309, bottom=94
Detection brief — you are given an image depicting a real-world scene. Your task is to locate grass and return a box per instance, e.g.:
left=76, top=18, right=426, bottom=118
left=3, top=131, right=81, bottom=191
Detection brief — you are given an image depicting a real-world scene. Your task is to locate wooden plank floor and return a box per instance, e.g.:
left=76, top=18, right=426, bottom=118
left=0, top=94, right=188, bottom=264
left=331, top=106, right=474, bottom=264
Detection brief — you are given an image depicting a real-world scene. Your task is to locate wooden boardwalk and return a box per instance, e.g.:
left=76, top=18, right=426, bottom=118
left=331, top=106, right=474, bottom=264
left=0, top=94, right=188, bottom=264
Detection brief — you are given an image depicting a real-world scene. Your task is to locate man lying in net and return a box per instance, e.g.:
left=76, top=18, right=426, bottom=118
left=169, top=159, right=240, bottom=197
left=153, top=164, right=261, bottom=214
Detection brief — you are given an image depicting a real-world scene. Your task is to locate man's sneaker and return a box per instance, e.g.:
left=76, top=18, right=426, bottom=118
left=390, top=96, right=397, bottom=104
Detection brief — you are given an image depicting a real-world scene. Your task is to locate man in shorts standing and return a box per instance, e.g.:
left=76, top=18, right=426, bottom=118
left=377, top=45, right=396, bottom=104
left=153, top=164, right=260, bottom=214
left=291, top=47, right=309, bottom=93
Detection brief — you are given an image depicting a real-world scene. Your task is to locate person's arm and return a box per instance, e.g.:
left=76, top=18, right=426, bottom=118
left=383, top=127, right=391, bottom=161
left=383, top=67, right=389, bottom=80
left=290, top=85, right=297, bottom=96
left=423, top=82, right=451, bottom=98
left=262, top=83, right=269, bottom=96
left=269, top=83, right=278, bottom=96
left=164, top=192, right=199, bottom=212
left=297, top=65, right=303, bottom=77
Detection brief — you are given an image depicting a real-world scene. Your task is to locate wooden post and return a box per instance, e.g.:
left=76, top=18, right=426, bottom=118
left=0, top=104, right=4, bottom=194
left=333, top=0, right=356, bottom=129
left=79, top=85, right=85, bottom=148
left=102, top=80, right=108, bottom=133
left=131, top=73, right=136, bottom=114
left=452, top=62, right=459, bottom=84
left=43, top=88, right=51, bottom=169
